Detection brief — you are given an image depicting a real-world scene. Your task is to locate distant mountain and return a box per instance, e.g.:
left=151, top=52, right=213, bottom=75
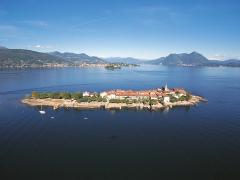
left=104, top=57, right=144, bottom=64
left=144, top=52, right=240, bottom=67
left=160, top=52, right=209, bottom=66
left=50, top=51, right=107, bottom=64
left=145, top=57, right=165, bottom=65
left=0, top=45, right=7, bottom=49
left=0, top=49, right=66, bottom=67
left=1, top=48, right=240, bottom=68
left=210, top=59, right=240, bottom=67
left=104, top=52, right=240, bottom=67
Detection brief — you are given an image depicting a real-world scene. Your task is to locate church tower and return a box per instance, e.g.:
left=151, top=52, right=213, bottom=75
left=164, top=84, right=169, bottom=91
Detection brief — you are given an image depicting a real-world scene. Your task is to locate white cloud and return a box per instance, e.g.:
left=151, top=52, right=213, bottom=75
left=33, top=44, right=54, bottom=50
left=35, top=45, right=42, bottom=48
left=208, top=54, right=240, bottom=60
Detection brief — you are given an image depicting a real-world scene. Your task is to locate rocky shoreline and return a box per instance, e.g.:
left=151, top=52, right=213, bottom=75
left=21, top=95, right=206, bottom=111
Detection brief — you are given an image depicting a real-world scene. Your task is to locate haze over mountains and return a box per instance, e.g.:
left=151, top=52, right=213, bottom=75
left=0, top=45, right=240, bottom=67
left=104, top=57, right=146, bottom=64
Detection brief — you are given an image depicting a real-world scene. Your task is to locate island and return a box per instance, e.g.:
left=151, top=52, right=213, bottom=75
left=105, top=63, right=139, bottom=70
left=21, top=85, right=207, bottom=111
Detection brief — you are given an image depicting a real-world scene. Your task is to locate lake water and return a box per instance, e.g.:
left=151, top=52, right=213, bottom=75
left=0, top=65, right=240, bottom=179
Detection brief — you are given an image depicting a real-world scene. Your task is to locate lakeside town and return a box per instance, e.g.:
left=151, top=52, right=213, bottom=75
left=0, top=62, right=139, bottom=69
left=22, top=85, right=206, bottom=111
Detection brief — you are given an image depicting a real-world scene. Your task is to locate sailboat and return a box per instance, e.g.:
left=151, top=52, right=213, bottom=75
left=39, top=105, right=46, bottom=114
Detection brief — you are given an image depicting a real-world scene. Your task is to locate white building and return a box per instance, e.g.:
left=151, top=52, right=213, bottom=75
left=173, top=94, right=179, bottom=99
left=107, top=94, right=116, bottom=100
left=164, top=84, right=169, bottom=91
left=100, top=92, right=107, bottom=98
left=83, top=91, right=90, bottom=97
left=163, top=96, right=170, bottom=103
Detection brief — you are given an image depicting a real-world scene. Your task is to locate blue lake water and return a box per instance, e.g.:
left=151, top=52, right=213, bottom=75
left=0, top=65, right=240, bottom=179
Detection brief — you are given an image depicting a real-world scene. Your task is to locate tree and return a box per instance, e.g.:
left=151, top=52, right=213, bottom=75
left=186, top=93, right=192, bottom=101
left=39, top=93, right=49, bottom=99
left=149, top=99, right=158, bottom=106
left=31, top=91, right=40, bottom=98
left=71, top=92, right=83, bottom=100
left=179, top=96, right=187, bottom=101
left=170, top=95, right=178, bottom=103
left=59, top=92, right=71, bottom=99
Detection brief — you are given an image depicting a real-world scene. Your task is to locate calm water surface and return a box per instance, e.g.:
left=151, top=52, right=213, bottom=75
left=0, top=65, right=240, bottom=179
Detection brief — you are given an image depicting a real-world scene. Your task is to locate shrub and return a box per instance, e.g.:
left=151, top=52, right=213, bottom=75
left=170, top=95, right=178, bottom=103
left=79, top=97, right=89, bottom=102
left=59, top=92, right=71, bottom=99
left=51, top=92, right=60, bottom=99
left=31, top=91, right=40, bottom=98
left=186, top=93, right=192, bottom=101
left=71, top=92, right=83, bottom=100
left=150, top=99, right=158, bottom=105
left=39, top=93, right=49, bottom=99
left=178, top=96, right=186, bottom=101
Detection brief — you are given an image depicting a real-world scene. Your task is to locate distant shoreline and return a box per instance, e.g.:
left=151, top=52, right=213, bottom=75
left=0, top=63, right=138, bottom=70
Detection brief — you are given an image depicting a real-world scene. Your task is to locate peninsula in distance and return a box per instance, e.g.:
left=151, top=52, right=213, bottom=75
left=1, top=45, right=240, bottom=68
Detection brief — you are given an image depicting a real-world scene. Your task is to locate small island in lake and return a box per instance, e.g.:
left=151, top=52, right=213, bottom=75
left=22, top=85, right=207, bottom=111
left=105, top=63, right=139, bottom=70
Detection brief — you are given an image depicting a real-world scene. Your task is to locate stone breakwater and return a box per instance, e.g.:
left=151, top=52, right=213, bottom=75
left=21, top=96, right=206, bottom=110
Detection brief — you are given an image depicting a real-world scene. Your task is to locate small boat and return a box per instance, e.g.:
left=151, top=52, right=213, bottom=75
left=39, top=110, right=46, bottom=114
left=39, top=105, right=46, bottom=114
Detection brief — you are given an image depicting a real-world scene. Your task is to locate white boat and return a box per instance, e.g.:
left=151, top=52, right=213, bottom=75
left=39, top=110, right=46, bottom=114
left=39, top=105, right=46, bottom=114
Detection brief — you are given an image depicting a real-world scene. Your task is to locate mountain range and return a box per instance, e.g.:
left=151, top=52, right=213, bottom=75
left=0, top=48, right=66, bottom=67
left=0, top=45, right=7, bottom=49
left=49, top=51, right=106, bottom=64
left=105, top=52, right=240, bottom=67
left=0, top=47, right=107, bottom=67
left=0, top=45, right=240, bottom=67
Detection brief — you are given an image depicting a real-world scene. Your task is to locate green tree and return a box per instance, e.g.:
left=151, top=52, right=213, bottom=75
left=170, top=95, right=178, bottom=103
left=31, top=91, right=40, bottom=98
left=59, top=92, right=71, bottom=99
left=186, top=93, right=192, bottom=101
left=71, top=92, right=83, bottom=100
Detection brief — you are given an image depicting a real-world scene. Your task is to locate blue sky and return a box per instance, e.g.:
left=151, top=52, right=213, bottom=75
left=0, top=0, right=240, bottom=59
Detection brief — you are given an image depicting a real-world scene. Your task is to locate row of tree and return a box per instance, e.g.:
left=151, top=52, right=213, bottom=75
left=31, top=91, right=83, bottom=100
left=31, top=91, right=107, bottom=102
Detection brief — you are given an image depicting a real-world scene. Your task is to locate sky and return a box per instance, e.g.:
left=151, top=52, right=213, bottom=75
left=0, top=0, right=240, bottom=60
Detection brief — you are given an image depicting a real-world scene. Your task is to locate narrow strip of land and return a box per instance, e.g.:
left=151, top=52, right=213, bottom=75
left=21, top=86, right=207, bottom=110
left=22, top=95, right=204, bottom=110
